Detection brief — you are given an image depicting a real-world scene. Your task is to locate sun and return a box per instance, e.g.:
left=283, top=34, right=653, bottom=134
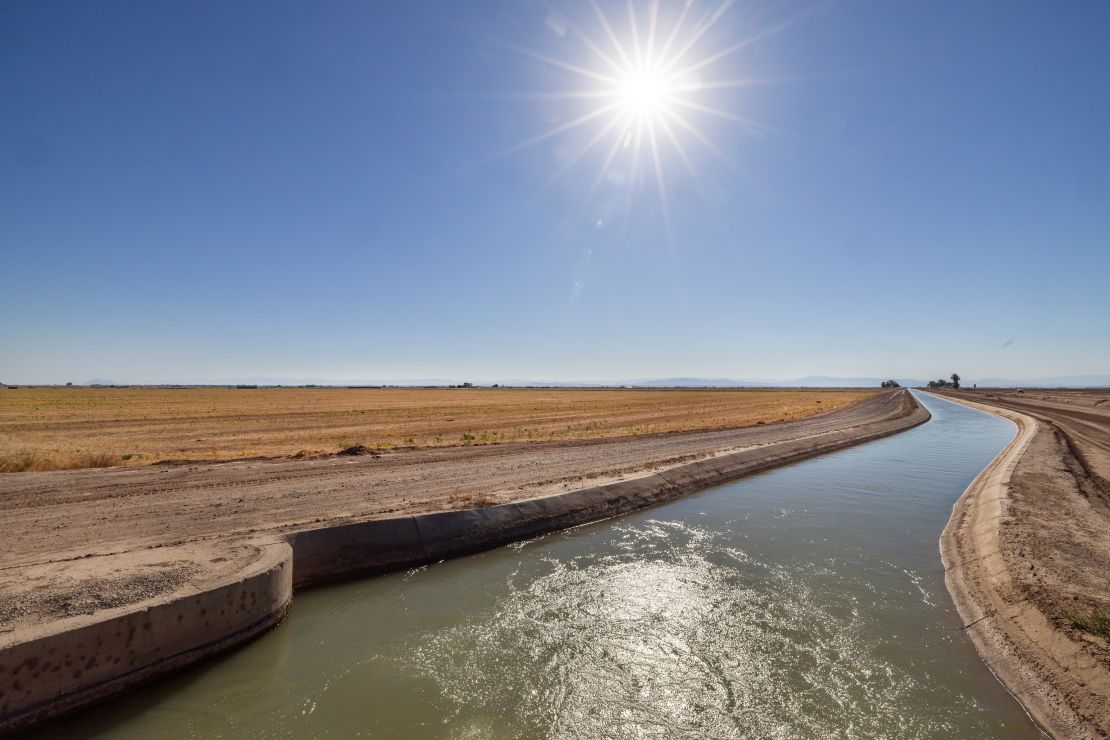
left=497, top=0, right=784, bottom=231
left=617, top=67, right=672, bottom=122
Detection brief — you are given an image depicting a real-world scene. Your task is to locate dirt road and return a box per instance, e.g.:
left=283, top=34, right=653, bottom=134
left=937, top=388, right=1110, bottom=737
left=954, top=389, right=1110, bottom=478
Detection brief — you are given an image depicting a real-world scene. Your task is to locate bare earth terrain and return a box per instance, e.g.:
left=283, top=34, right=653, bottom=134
left=0, top=389, right=908, bottom=636
left=937, top=388, right=1110, bottom=737
left=0, top=386, right=874, bottom=471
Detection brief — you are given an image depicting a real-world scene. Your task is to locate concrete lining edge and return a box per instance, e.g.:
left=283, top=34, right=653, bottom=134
left=0, top=542, right=293, bottom=734
left=287, top=391, right=930, bottom=587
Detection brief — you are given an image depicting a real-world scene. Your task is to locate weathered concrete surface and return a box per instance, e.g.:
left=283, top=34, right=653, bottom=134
left=0, top=542, right=291, bottom=733
left=1, top=389, right=928, bottom=732
left=286, top=517, right=426, bottom=589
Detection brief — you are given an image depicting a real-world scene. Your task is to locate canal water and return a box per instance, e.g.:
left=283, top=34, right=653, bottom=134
left=47, top=392, right=1040, bottom=738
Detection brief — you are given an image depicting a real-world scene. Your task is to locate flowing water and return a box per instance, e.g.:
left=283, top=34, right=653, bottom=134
left=45, top=392, right=1041, bottom=738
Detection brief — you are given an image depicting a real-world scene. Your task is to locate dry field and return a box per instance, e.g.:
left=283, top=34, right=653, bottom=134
left=0, top=386, right=879, bottom=472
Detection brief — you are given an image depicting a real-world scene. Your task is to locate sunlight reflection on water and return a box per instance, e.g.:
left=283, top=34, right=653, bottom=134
left=394, top=515, right=1006, bottom=738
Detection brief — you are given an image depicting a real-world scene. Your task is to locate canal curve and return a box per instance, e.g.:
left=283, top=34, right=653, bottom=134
left=39, top=391, right=1040, bottom=738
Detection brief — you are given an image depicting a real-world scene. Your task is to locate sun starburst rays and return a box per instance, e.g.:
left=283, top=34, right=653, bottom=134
left=499, top=0, right=769, bottom=232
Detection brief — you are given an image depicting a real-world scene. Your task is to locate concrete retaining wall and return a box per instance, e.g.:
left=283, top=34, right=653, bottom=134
left=287, top=396, right=931, bottom=586
left=0, top=542, right=292, bottom=733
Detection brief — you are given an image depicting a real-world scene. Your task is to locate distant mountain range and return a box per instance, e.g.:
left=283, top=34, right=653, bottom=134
left=79, top=374, right=1110, bottom=388
left=954, top=374, right=1110, bottom=388
left=622, top=375, right=1110, bottom=388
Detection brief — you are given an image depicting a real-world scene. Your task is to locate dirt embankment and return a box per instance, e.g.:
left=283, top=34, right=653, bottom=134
left=936, top=389, right=1110, bottom=738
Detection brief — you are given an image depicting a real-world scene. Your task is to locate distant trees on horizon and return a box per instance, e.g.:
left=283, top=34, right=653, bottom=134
left=880, top=379, right=901, bottom=388
left=926, top=373, right=962, bottom=390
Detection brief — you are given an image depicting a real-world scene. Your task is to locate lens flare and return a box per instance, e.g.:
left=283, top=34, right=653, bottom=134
left=497, top=0, right=795, bottom=232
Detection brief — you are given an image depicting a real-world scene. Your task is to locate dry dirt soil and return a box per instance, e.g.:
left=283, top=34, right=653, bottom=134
left=940, top=388, right=1110, bottom=735
left=0, top=386, right=877, bottom=472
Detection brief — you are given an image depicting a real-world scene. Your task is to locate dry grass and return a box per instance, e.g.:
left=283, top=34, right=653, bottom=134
left=0, top=450, right=119, bottom=473
left=1065, top=609, right=1110, bottom=641
left=445, top=492, right=499, bottom=510
left=0, top=386, right=879, bottom=472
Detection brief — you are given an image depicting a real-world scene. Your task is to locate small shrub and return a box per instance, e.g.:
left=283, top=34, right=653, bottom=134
left=1065, top=609, right=1110, bottom=640
left=85, top=453, right=118, bottom=468
left=0, top=451, right=37, bottom=473
left=0, top=451, right=118, bottom=472
left=447, top=492, right=496, bottom=509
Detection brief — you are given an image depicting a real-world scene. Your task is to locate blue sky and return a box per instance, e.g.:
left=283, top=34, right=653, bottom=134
left=2, top=0, right=1108, bottom=384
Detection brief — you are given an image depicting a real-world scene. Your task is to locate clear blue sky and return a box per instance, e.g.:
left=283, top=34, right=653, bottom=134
left=2, top=0, right=1108, bottom=384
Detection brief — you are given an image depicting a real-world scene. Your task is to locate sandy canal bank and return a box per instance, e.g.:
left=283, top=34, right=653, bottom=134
left=936, top=389, right=1110, bottom=738
left=0, top=389, right=927, bottom=731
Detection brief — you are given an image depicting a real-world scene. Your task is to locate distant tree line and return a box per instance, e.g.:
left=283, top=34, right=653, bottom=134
left=927, top=373, right=961, bottom=390
left=880, top=380, right=901, bottom=388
